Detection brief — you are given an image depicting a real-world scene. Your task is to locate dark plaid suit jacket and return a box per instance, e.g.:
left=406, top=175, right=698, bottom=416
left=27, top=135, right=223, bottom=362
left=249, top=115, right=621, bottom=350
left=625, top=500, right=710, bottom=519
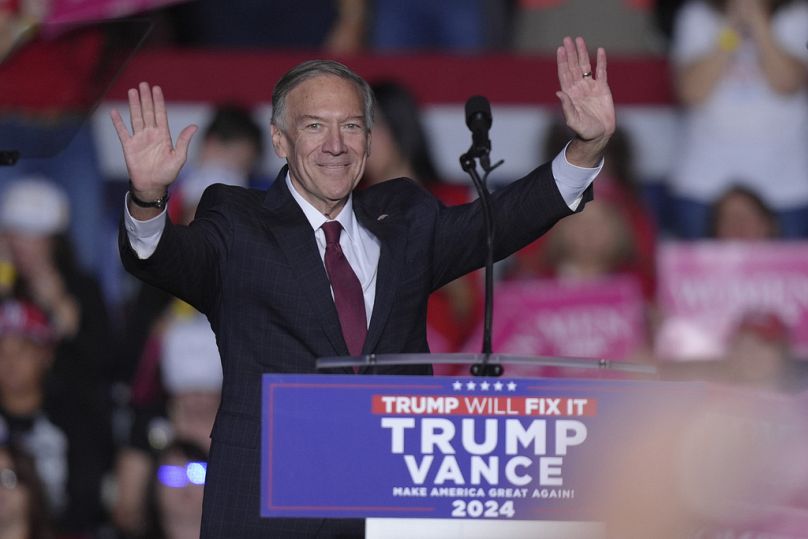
left=119, top=162, right=590, bottom=538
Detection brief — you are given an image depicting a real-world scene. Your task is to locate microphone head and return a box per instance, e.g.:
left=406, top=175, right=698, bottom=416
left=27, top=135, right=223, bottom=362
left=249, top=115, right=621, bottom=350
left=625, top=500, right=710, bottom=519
left=465, top=95, right=492, bottom=129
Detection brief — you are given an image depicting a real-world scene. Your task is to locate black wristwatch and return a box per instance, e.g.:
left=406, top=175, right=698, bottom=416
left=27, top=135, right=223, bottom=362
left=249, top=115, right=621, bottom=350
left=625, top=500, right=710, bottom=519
left=128, top=181, right=170, bottom=210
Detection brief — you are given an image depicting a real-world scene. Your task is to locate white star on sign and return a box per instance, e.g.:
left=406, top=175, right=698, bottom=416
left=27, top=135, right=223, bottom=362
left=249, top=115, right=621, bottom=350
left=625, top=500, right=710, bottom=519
left=452, top=380, right=463, bottom=391
left=493, top=381, right=504, bottom=391
left=466, top=381, right=477, bottom=391
left=507, top=381, right=517, bottom=391
left=480, top=381, right=490, bottom=391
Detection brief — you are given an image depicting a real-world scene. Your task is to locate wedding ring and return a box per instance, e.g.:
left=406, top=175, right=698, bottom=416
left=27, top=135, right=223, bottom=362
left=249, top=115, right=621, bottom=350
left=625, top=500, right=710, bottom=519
left=582, top=71, right=593, bottom=78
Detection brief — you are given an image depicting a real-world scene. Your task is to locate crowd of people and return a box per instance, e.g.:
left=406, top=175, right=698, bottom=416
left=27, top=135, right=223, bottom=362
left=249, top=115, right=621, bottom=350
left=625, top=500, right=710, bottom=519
left=0, top=0, right=806, bottom=537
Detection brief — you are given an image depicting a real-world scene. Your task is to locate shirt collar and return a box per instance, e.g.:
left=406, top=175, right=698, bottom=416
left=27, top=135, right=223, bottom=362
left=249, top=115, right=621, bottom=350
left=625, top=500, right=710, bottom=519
left=285, top=173, right=357, bottom=240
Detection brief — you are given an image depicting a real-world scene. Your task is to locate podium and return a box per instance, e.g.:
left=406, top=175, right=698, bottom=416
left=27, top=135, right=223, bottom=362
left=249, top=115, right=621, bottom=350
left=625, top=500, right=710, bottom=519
left=260, top=354, right=808, bottom=538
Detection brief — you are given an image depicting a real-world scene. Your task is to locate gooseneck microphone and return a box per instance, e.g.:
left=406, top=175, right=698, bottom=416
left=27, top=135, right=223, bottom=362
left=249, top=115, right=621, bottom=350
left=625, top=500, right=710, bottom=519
left=465, top=95, right=492, bottom=157
left=459, top=95, right=504, bottom=376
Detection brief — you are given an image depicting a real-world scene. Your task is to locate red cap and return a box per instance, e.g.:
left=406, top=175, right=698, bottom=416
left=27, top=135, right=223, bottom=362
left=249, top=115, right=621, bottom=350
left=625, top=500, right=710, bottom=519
left=734, top=311, right=789, bottom=344
left=0, top=300, right=54, bottom=344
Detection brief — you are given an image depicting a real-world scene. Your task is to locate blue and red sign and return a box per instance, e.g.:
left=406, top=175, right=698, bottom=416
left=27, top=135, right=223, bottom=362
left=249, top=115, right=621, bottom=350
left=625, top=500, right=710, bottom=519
left=260, top=374, right=706, bottom=520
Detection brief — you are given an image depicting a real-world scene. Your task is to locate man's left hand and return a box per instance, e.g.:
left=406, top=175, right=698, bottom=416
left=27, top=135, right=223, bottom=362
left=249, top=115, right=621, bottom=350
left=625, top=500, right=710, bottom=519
left=556, top=36, right=616, bottom=167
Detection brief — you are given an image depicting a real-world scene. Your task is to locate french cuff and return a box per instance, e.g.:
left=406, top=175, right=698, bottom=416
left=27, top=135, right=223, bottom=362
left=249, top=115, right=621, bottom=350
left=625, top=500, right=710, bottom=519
left=551, top=140, right=604, bottom=211
left=124, top=192, right=167, bottom=259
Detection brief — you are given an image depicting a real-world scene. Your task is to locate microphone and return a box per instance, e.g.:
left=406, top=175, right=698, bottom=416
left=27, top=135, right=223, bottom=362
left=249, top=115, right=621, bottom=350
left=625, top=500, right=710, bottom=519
left=465, top=95, right=492, bottom=156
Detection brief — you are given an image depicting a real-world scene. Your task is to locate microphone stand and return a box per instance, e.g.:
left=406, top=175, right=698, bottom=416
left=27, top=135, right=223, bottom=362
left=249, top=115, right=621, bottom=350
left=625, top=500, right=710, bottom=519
left=459, top=145, right=503, bottom=377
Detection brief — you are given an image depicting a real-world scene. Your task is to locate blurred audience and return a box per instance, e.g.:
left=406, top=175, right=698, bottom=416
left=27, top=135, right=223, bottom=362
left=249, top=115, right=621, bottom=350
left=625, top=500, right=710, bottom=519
left=668, top=0, right=808, bottom=239
left=0, top=442, right=53, bottom=539
left=364, top=80, right=482, bottom=352
left=512, top=0, right=664, bottom=54
left=507, top=122, right=658, bottom=300
left=0, top=298, right=107, bottom=536
left=0, top=177, right=111, bottom=535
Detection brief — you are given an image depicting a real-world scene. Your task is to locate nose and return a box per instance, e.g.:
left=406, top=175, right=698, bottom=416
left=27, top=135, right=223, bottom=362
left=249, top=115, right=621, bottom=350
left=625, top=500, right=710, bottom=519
left=322, top=125, right=346, bottom=155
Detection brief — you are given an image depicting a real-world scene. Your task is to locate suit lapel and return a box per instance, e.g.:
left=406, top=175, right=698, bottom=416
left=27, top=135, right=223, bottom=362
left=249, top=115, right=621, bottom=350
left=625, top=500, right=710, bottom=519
left=354, top=195, right=406, bottom=356
left=262, top=169, right=350, bottom=361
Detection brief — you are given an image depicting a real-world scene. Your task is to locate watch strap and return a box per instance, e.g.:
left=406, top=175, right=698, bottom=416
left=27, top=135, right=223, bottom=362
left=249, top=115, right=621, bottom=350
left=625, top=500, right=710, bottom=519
left=128, top=181, right=170, bottom=210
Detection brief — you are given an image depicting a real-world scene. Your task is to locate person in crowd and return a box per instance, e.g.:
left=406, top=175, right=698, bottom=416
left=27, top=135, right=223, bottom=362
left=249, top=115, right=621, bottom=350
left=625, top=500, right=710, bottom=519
left=668, top=0, right=808, bottom=238
left=169, top=105, right=265, bottom=224
left=363, top=80, right=482, bottom=352
left=0, top=442, right=53, bottom=539
left=113, top=308, right=221, bottom=537
left=142, top=440, right=208, bottom=539
left=111, top=36, right=614, bottom=536
left=708, top=184, right=779, bottom=239
left=0, top=300, right=78, bottom=533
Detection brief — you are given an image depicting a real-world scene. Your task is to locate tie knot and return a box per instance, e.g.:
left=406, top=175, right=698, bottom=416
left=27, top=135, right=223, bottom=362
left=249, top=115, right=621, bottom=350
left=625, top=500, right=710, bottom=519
left=322, top=221, right=342, bottom=245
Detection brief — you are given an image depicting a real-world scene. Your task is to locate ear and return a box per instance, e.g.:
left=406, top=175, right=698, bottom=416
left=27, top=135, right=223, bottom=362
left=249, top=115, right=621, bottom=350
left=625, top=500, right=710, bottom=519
left=271, top=124, right=288, bottom=159
left=366, top=130, right=372, bottom=158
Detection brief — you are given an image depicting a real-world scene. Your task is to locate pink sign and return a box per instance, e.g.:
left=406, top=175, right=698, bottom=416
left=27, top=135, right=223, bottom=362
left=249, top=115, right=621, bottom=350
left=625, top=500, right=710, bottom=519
left=44, top=0, right=187, bottom=26
left=457, top=276, right=647, bottom=376
left=656, top=242, right=808, bottom=360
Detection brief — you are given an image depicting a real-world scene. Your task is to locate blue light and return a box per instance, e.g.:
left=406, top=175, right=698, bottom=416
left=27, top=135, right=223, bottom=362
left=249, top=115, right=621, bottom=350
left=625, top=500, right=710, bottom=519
left=186, top=462, right=207, bottom=485
left=157, top=461, right=207, bottom=488
left=157, top=465, right=187, bottom=488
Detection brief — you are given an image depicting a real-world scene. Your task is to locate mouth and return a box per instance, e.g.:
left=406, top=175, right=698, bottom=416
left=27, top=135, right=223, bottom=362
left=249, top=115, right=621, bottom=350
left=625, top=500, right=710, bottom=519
left=317, top=163, right=351, bottom=168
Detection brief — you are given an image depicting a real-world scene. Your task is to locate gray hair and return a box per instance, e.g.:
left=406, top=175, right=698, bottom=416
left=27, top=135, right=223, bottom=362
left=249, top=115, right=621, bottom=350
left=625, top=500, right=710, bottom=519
left=271, top=59, right=375, bottom=133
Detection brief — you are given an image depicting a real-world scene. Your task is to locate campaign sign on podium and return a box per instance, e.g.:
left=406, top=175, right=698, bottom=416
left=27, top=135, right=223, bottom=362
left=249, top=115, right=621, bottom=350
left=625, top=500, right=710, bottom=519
left=260, top=374, right=706, bottom=521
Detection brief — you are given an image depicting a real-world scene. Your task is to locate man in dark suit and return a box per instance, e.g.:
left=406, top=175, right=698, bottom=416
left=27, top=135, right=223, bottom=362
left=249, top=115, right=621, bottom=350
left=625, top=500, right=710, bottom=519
left=112, top=36, right=615, bottom=538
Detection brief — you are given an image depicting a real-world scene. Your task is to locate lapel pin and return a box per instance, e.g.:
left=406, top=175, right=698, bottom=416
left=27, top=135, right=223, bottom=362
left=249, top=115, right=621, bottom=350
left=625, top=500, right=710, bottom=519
left=377, top=214, right=388, bottom=221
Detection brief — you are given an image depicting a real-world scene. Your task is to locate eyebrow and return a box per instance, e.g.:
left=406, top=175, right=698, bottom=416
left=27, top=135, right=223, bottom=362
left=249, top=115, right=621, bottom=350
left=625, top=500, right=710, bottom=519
left=298, top=114, right=364, bottom=124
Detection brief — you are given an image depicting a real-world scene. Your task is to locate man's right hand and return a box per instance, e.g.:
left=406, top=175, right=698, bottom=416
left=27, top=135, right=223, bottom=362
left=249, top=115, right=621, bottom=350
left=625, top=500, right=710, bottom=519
left=110, top=82, right=197, bottom=217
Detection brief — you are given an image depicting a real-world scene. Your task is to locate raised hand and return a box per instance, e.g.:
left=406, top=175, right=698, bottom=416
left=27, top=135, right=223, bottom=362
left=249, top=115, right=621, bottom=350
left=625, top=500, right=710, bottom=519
left=110, top=82, right=198, bottom=200
left=556, top=37, right=615, bottom=166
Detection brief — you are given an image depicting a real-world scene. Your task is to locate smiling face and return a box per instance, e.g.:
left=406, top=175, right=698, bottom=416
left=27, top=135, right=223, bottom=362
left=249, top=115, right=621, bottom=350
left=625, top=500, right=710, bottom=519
left=271, top=74, right=370, bottom=217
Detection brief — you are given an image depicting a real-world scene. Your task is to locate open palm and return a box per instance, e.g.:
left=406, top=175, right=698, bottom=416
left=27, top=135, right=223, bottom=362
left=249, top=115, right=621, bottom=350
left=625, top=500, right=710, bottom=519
left=556, top=37, right=616, bottom=143
left=110, top=82, right=197, bottom=194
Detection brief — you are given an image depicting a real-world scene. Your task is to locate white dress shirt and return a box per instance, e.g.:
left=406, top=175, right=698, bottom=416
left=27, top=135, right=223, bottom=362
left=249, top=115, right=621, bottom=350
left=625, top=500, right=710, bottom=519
left=124, top=146, right=602, bottom=325
left=286, top=176, right=380, bottom=327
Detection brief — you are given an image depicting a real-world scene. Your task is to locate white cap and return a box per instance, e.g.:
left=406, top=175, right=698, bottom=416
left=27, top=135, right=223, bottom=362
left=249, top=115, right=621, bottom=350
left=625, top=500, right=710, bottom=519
left=655, top=317, right=724, bottom=361
left=160, top=314, right=223, bottom=393
left=0, top=177, right=70, bottom=235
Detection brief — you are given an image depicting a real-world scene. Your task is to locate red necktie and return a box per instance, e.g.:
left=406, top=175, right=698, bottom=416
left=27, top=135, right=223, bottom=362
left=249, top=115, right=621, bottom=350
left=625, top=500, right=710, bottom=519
left=322, top=221, right=367, bottom=357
